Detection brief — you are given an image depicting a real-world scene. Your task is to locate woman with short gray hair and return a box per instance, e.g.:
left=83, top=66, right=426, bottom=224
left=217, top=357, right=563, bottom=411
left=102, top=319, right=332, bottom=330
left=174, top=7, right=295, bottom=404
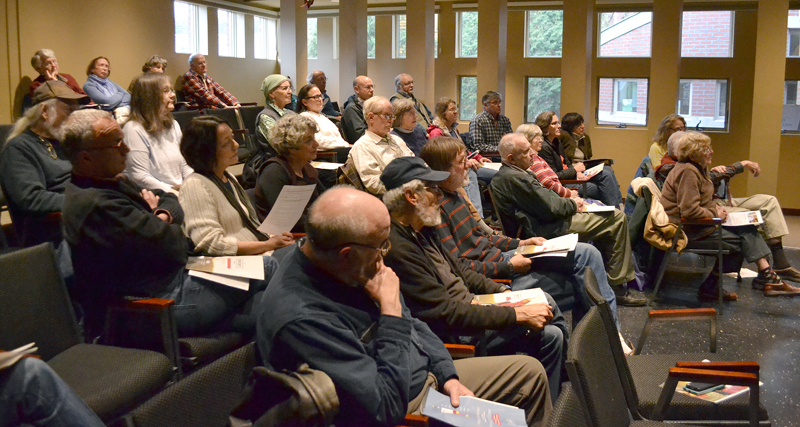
left=254, top=114, right=325, bottom=231
left=390, top=97, right=428, bottom=155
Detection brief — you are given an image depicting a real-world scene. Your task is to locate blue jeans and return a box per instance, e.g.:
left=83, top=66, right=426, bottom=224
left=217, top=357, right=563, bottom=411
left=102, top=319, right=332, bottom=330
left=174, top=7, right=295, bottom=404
left=0, top=358, right=104, bottom=427
left=567, top=167, right=623, bottom=207
left=503, top=243, right=620, bottom=329
left=161, top=255, right=279, bottom=336
left=463, top=167, right=499, bottom=219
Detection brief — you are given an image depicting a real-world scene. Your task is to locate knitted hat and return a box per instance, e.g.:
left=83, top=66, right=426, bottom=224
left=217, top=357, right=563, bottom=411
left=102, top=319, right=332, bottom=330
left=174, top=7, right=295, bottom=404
left=261, top=74, right=290, bottom=99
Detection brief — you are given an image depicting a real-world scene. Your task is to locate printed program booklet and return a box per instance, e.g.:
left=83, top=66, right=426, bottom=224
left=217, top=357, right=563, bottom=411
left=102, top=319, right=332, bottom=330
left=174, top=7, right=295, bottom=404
left=722, top=210, right=764, bottom=227
left=514, top=233, right=577, bottom=258
left=422, top=388, right=527, bottom=426
left=472, top=288, right=547, bottom=307
left=0, top=343, right=37, bottom=371
left=583, top=163, right=604, bottom=179
left=186, top=256, right=266, bottom=291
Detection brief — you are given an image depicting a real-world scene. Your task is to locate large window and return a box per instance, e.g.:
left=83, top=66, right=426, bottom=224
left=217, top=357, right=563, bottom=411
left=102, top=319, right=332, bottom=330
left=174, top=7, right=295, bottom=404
left=218, top=9, right=245, bottom=58
left=598, top=12, right=652, bottom=57
left=526, top=78, right=561, bottom=123
left=307, top=18, right=318, bottom=59
left=525, top=10, right=563, bottom=57
left=457, top=11, right=478, bottom=58
left=254, top=16, right=278, bottom=60
left=367, top=16, right=376, bottom=59
left=681, top=11, right=733, bottom=57
left=788, top=10, right=800, bottom=57
left=783, top=81, right=800, bottom=132
left=174, top=1, right=208, bottom=54
left=459, top=76, right=478, bottom=121
left=393, top=15, right=407, bottom=59
left=434, top=13, right=439, bottom=58
left=598, top=78, right=649, bottom=126
left=332, top=17, right=339, bottom=60
left=676, top=79, right=729, bottom=130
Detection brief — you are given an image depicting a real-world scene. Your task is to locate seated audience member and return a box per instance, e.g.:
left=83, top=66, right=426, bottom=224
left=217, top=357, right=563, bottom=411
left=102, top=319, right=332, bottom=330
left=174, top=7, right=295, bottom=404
left=28, top=49, right=87, bottom=97
left=61, top=110, right=276, bottom=335
left=285, top=76, right=299, bottom=111
left=428, top=97, right=496, bottom=217
left=242, top=75, right=295, bottom=188
left=390, top=73, right=433, bottom=128
left=468, top=91, right=512, bottom=154
left=307, top=70, right=340, bottom=120
left=660, top=132, right=800, bottom=299
left=656, top=131, right=800, bottom=282
left=559, top=112, right=593, bottom=165
left=295, top=83, right=350, bottom=152
left=0, top=81, right=86, bottom=247
left=390, top=97, right=428, bottom=155
left=0, top=357, right=105, bottom=427
left=257, top=187, right=553, bottom=427
left=254, top=114, right=324, bottom=231
left=341, top=75, right=374, bottom=143
left=419, top=137, right=625, bottom=336
left=348, top=96, right=414, bottom=196
left=518, top=124, right=583, bottom=201
left=380, top=157, right=567, bottom=400
left=179, top=115, right=294, bottom=256
left=82, top=56, right=131, bottom=125
left=124, top=73, right=192, bottom=193
left=650, top=114, right=685, bottom=170
left=142, top=55, right=168, bottom=73
left=491, top=133, right=645, bottom=306
left=181, top=53, right=240, bottom=109
left=534, top=111, right=623, bottom=208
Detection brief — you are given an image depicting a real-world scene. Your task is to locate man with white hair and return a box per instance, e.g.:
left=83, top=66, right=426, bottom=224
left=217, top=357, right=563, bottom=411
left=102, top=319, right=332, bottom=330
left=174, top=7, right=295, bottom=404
left=348, top=96, right=413, bottom=195
left=181, top=53, right=240, bottom=109
left=341, top=75, right=374, bottom=143
left=390, top=73, right=433, bottom=128
left=0, top=80, right=87, bottom=246
left=257, top=186, right=553, bottom=427
left=307, top=70, right=340, bottom=120
left=29, top=49, right=87, bottom=97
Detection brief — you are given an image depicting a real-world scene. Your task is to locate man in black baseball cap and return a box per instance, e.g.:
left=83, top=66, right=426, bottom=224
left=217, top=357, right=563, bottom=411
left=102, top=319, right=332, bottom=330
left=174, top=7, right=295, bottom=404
left=0, top=80, right=89, bottom=246
left=380, top=156, right=568, bottom=402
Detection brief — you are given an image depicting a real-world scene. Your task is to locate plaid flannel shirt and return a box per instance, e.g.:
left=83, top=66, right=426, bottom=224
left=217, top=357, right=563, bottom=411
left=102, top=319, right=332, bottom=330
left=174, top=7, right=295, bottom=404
left=182, top=70, right=238, bottom=109
left=468, top=110, right=512, bottom=154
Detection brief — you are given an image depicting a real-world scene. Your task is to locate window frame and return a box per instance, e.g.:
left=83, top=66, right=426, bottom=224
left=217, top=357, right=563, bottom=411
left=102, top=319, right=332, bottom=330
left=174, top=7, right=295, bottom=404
left=524, top=9, right=563, bottom=58
left=393, top=14, right=407, bottom=59
left=458, top=76, right=478, bottom=122
left=253, top=15, right=278, bottom=60
left=456, top=11, right=478, bottom=58
left=674, top=78, right=729, bottom=131
left=174, top=1, right=208, bottom=55
left=307, top=17, right=318, bottom=60
left=597, top=11, right=652, bottom=58
left=597, top=77, right=649, bottom=127
left=217, top=8, right=245, bottom=58
left=525, top=77, right=562, bottom=123
left=367, top=15, right=376, bottom=59
left=680, top=10, right=734, bottom=58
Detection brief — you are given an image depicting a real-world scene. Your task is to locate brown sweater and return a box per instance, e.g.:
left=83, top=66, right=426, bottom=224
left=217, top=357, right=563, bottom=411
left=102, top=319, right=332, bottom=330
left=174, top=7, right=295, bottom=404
left=660, top=161, right=717, bottom=240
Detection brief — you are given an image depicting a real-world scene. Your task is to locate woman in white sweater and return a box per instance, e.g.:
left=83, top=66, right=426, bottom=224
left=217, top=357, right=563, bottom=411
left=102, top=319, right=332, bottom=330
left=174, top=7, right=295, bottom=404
left=295, top=84, right=350, bottom=151
left=179, top=115, right=294, bottom=256
left=124, top=73, right=193, bottom=193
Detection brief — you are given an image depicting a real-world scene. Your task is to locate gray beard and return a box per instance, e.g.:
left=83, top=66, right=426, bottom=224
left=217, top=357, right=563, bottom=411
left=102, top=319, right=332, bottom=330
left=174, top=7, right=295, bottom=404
left=416, top=202, right=442, bottom=227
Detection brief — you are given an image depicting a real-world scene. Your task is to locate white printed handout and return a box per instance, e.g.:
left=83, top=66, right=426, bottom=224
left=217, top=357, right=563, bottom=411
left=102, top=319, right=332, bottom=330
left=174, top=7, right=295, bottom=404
left=583, top=162, right=604, bottom=179
left=310, top=161, right=343, bottom=170
left=0, top=343, right=38, bottom=371
left=514, top=233, right=578, bottom=258
left=722, top=210, right=763, bottom=227
left=257, top=184, right=316, bottom=235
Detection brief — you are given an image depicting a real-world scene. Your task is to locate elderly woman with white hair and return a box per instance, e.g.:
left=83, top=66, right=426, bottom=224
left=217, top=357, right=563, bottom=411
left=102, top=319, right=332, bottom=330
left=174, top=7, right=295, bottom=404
left=29, top=49, right=88, bottom=98
left=517, top=123, right=583, bottom=204
left=254, top=114, right=325, bottom=232
left=660, top=132, right=800, bottom=300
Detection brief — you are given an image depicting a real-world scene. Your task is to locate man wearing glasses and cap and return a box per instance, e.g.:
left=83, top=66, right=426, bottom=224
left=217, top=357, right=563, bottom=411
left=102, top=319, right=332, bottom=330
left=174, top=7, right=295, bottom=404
left=0, top=80, right=88, bottom=246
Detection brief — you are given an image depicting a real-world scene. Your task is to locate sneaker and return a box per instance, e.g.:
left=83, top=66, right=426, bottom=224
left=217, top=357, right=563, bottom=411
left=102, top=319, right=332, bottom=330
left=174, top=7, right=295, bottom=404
left=773, top=267, right=800, bottom=283
left=614, top=287, right=647, bottom=307
left=698, top=287, right=738, bottom=302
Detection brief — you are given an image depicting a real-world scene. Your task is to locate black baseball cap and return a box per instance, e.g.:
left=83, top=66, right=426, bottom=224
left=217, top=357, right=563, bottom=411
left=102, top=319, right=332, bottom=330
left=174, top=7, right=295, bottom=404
left=380, top=157, right=450, bottom=191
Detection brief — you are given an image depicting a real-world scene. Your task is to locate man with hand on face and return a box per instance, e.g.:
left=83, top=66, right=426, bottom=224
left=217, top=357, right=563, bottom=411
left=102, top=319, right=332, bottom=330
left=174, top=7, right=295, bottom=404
left=256, top=186, right=552, bottom=427
left=182, top=53, right=240, bottom=109
left=380, top=157, right=568, bottom=401
left=0, top=80, right=88, bottom=246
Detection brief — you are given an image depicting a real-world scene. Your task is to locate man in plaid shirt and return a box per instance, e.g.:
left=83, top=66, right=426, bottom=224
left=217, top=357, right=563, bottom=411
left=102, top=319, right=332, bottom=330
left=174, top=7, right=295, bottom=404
left=468, top=91, right=512, bottom=155
left=181, top=54, right=240, bottom=109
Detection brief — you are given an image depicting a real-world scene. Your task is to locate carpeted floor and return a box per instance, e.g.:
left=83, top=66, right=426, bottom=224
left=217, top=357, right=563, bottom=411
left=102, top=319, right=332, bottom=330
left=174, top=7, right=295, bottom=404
left=600, top=248, right=800, bottom=427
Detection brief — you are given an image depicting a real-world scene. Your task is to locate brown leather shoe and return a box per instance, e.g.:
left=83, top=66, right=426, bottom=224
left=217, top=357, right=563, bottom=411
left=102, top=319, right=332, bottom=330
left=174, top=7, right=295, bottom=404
left=773, top=267, right=800, bottom=283
left=698, top=288, right=738, bottom=302
left=764, top=280, right=800, bottom=297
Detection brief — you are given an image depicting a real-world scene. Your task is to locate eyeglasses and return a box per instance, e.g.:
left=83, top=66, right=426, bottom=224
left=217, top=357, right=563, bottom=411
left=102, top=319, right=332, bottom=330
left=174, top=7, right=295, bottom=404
left=423, top=184, right=443, bottom=198
left=373, top=113, right=393, bottom=121
left=306, top=94, right=324, bottom=101
left=162, top=88, right=175, bottom=94
left=342, top=239, right=392, bottom=257
left=86, top=140, right=125, bottom=151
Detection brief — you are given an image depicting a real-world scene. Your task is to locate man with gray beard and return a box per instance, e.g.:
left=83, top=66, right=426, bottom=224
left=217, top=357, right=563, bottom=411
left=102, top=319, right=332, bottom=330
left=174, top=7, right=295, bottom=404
left=381, top=156, right=567, bottom=401
left=0, top=80, right=87, bottom=246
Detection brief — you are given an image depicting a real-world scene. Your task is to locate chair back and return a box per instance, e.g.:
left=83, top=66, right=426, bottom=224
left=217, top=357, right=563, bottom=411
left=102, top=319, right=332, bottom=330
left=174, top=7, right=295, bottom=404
left=238, top=105, right=263, bottom=138
left=566, top=306, right=633, bottom=427
left=129, top=342, right=256, bottom=427
left=0, top=242, right=81, bottom=360
left=547, top=384, right=588, bottom=427
left=172, top=110, right=202, bottom=132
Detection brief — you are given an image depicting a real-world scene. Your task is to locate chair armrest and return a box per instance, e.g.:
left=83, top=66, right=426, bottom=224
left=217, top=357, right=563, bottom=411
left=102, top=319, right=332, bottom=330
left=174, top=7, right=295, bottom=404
left=680, top=217, right=722, bottom=225
left=492, top=279, right=512, bottom=285
left=291, top=233, right=306, bottom=239
left=635, top=308, right=717, bottom=355
left=652, top=366, right=760, bottom=426
left=444, top=343, right=475, bottom=359
left=239, top=102, right=259, bottom=107
left=125, top=298, right=175, bottom=311
left=316, top=151, right=338, bottom=162
left=402, top=414, right=429, bottom=427
left=675, top=361, right=759, bottom=374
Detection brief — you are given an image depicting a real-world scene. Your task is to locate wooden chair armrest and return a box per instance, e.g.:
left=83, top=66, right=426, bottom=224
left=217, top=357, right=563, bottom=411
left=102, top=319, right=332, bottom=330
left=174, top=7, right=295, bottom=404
left=291, top=232, right=306, bottom=239
left=647, top=308, right=716, bottom=319
left=680, top=217, right=722, bottom=225
left=402, top=414, right=429, bottom=427
left=124, top=298, right=175, bottom=311
left=560, top=179, right=582, bottom=185
left=239, top=102, right=259, bottom=107
left=675, top=361, right=759, bottom=374
left=492, top=279, right=512, bottom=285
left=444, top=343, right=476, bottom=359
left=316, top=151, right=338, bottom=162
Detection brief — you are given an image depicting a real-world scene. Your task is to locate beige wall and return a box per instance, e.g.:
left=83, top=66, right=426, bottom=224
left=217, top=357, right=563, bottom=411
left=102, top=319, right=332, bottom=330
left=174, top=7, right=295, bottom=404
left=1, top=0, right=279, bottom=122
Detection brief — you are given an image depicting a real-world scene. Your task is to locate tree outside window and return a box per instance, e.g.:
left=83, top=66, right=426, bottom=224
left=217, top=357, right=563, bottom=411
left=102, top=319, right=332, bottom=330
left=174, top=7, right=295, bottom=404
left=526, top=78, right=561, bottom=123
left=458, top=12, right=478, bottom=58
left=459, top=76, right=478, bottom=121
left=526, top=10, right=562, bottom=57
left=308, top=18, right=318, bottom=59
